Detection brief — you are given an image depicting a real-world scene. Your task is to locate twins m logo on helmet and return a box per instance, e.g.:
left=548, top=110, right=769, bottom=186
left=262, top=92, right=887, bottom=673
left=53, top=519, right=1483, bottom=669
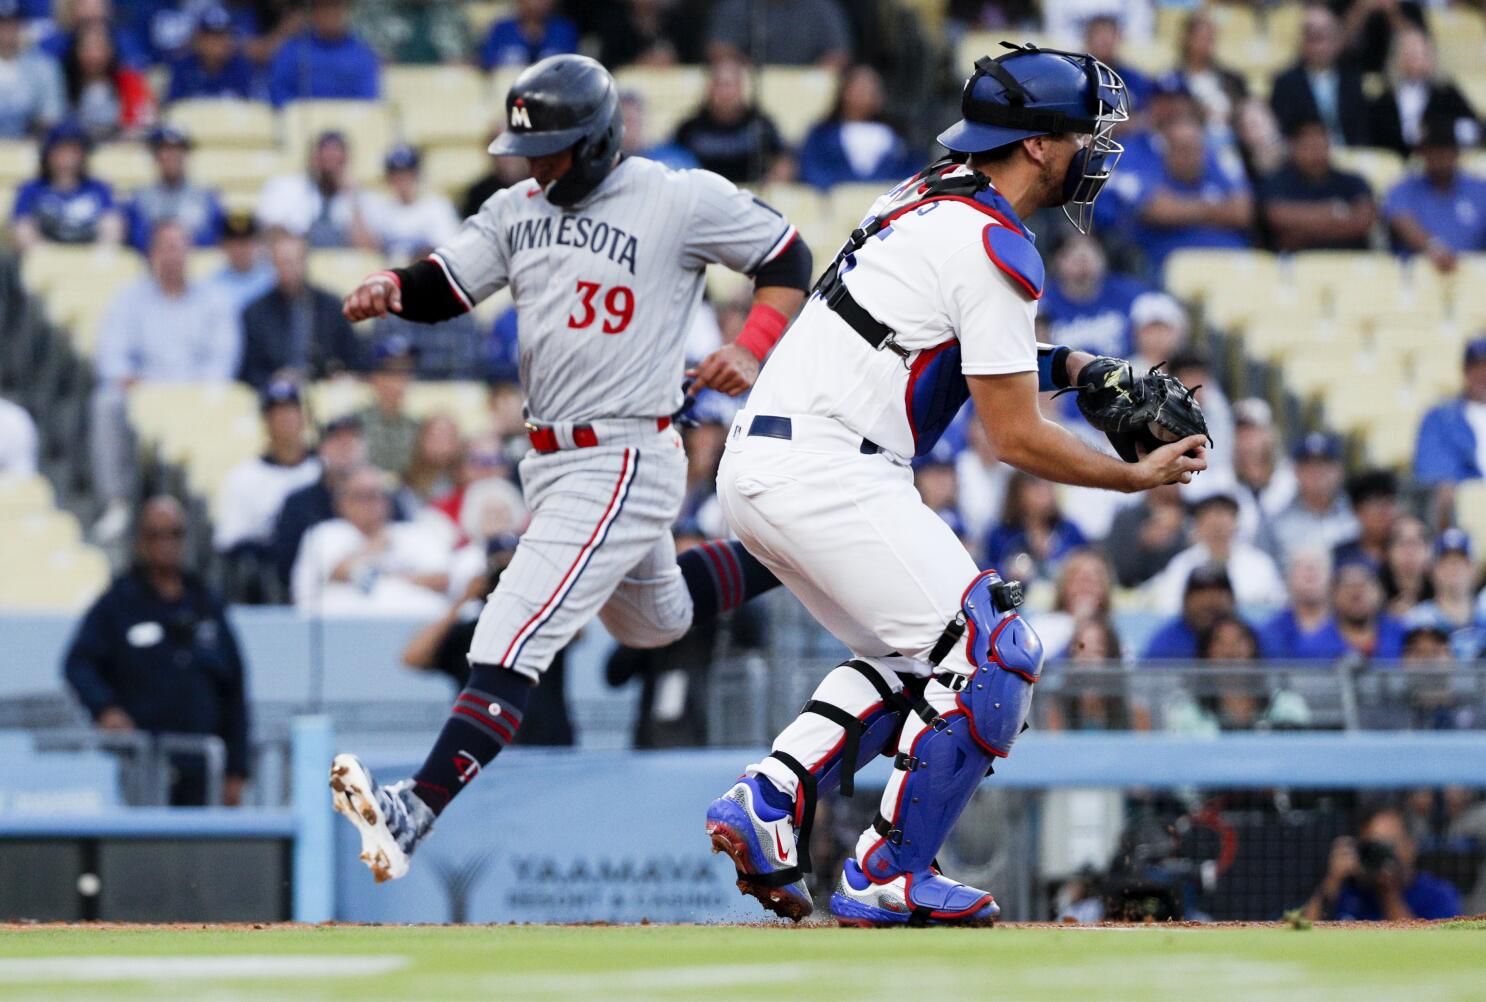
left=510, top=100, right=532, bottom=130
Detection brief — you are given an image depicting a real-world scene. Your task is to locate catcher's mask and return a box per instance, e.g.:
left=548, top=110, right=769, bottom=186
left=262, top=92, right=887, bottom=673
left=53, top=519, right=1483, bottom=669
left=489, top=54, right=624, bottom=208
left=938, top=42, right=1129, bottom=233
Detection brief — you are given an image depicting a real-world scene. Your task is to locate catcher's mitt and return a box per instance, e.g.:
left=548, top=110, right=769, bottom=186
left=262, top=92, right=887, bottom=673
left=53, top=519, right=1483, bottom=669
left=1067, top=357, right=1212, bottom=464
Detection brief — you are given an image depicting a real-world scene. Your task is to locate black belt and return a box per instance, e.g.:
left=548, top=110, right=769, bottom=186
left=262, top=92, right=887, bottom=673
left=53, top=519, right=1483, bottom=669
left=747, top=415, right=881, bottom=456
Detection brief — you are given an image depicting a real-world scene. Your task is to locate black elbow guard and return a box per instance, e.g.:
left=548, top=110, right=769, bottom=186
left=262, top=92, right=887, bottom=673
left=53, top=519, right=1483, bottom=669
left=751, top=236, right=812, bottom=292
left=390, top=256, right=473, bottom=324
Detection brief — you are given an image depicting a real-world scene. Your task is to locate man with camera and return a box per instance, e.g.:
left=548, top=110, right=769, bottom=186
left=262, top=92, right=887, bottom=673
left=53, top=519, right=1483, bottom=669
left=1303, top=805, right=1463, bottom=921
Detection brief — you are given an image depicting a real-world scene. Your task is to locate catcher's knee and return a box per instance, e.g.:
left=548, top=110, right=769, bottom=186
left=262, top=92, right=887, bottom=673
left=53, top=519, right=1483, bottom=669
left=937, top=570, right=1044, bottom=757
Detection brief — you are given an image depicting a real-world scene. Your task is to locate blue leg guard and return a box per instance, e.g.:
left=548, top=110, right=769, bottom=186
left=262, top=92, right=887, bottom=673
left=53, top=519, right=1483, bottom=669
left=861, top=570, right=1044, bottom=882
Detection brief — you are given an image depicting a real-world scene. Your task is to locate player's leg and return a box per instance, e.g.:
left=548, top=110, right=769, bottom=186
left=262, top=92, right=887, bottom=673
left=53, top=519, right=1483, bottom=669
left=600, top=532, right=782, bottom=650
left=332, top=443, right=684, bottom=881
left=834, top=569, right=1042, bottom=927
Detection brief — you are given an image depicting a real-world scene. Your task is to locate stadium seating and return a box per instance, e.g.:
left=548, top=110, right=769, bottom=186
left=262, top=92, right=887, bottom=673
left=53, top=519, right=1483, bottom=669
left=385, top=66, right=492, bottom=148
left=1330, top=147, right=1406, bottom=199
left=614, top=66, right=707, bottom=145
left=755, top=67, right=837, bottom=146
left=421, top=145, right=491, bottom=201
left=88, top=143, right=155, bottom=194
left=191, top=147, right=288, bottom=201
left=0, top=139, right=35, bottom=187
left=166, top=99, right=278, bottom=149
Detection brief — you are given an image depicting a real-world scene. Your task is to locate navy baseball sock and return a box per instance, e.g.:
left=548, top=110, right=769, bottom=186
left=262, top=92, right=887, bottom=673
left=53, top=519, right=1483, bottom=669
left=679, top=540, right=779, bottom=621
left=411, top=663, right=533, bottom=816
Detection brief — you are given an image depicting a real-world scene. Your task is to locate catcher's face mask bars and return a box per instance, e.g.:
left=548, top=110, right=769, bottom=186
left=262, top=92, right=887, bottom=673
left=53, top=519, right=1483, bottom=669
left=1063, top=56, right=1128, bottom=234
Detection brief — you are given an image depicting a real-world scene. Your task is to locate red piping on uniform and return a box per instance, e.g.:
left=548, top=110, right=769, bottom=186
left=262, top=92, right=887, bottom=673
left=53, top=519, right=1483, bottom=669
left=793, top=701, right=887, bottom=827
left=902, top=339, right=957, bottom=450
left=981, top=224, right=1043, bottom=299
left=499, top=449, right=633, bottom=664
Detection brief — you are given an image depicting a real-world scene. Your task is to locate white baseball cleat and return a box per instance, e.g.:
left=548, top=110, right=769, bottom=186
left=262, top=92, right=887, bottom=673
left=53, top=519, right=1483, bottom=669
left=329, top=753, right=434, bottom=883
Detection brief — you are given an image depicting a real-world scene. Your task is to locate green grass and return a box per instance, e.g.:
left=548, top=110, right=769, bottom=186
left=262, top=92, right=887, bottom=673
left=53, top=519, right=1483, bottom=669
left=0, top=923, right=1482, bottom=1002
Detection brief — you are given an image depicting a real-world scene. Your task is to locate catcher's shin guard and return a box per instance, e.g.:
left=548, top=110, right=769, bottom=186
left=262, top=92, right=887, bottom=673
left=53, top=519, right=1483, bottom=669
left=861, top=570, right=1044, bottom=882
left=739, top=658, right=909, bottom=881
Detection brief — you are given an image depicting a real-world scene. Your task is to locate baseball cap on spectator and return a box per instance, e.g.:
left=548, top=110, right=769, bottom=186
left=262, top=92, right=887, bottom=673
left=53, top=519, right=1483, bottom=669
left=1129, top=291, right=1188, bottom=336
left=321, top=414, right=362, bottom=437
left=149, top=124, right=193, bottom=150
left=196, top=4, right=233, bottom=32
left=221, top=210, right=258, bottom=240
left=259, top=379, right=301, bottom=412
left=371, top=334, right=419, bottom=369
left=316, top=129, right=348, bottom=151
left=42, top=120, right=90, bottom=155
left=1435, top=527, right=1472, bottom=561
left=384, top=144, right=420, bottom=174
left=1292, top=431, right=1341, bottom=463
left=1185, top=562, right=1233, bottom=595
left=1233, top=397, right=1273, bottom=428
left=1346, top=468, right=1397, bottom=506
left=1401, top=606, right=1452, bottom=643
left=1464, top=335, right=1486, bottom=367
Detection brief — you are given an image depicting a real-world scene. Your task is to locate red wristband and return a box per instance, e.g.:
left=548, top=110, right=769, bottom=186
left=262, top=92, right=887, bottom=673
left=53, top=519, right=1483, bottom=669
left=735, top=302, right=789, bottom=362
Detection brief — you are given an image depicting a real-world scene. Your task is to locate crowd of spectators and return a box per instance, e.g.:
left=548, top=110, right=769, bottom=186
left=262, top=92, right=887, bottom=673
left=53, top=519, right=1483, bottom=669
left=0, top=1, right=1483, bottom=772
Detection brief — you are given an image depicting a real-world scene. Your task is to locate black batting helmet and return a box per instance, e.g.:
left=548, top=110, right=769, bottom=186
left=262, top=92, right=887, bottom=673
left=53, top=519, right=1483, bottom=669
left=489, top=54, right=624, bottom=207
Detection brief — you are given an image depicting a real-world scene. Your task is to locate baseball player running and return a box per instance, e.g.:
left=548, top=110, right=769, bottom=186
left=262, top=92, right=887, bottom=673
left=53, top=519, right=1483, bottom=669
left=329, top=54, right=811, bottom=882
left=704, top=44, right=1210, bottom=925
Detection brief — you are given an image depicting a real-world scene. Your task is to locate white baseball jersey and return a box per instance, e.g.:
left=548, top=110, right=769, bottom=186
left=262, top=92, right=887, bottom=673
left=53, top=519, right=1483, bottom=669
left=430, top=156, right=797, bottom=423
left=744, top=165, right=1042, bottom=463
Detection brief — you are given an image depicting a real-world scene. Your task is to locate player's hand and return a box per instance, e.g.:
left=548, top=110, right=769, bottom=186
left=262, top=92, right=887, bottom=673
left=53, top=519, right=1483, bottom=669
left=343, top=273, right=402, bottom=322
left=1130, top=434, right=1208, bottom=490
left=1323, top=837, right=1361, bottom=894
left=688, top=343, right=760, bottom=397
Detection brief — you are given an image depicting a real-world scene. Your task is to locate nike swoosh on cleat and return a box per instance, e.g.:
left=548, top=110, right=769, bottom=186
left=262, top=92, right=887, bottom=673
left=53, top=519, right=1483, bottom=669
left=775, top=827, right=790, bottom=862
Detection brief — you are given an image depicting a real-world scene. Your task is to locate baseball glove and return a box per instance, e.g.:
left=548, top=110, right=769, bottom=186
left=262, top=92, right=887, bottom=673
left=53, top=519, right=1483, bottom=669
left=1067, top=357, right=1212, bottom=463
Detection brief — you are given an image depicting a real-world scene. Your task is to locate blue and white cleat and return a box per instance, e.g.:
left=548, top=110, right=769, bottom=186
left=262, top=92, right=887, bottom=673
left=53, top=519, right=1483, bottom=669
left=330, top=753, right=434, bottom=884
left=705, top=776, right=814, bottom=921
left=830, top=858, right=1000, bottom=927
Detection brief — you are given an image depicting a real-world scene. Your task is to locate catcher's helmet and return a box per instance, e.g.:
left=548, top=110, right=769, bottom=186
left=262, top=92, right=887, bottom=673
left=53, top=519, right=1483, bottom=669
left=489, top=54, right=624, bottom=207
left=939, top=42, right=1128, bottom=233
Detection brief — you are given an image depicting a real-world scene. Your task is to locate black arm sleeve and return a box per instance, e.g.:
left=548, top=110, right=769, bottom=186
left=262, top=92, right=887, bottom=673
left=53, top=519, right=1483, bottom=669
left=389, top=258, right=472, bottom=324
left=751, top=236, right=812, bottom=291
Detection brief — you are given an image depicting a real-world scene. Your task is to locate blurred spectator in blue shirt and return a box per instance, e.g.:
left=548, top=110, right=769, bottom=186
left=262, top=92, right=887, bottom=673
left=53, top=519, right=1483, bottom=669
left=9, top=121, right=122, bottom=250
left=206, top=210, right=275, bottom=311
left=1131, top=115, right=1253, bottom=272
left=1408, top=529, right=1486, bottom=661
left=1329, top=558, right=1408, bottom=660
left=1107, top=483, right=1188, bottom=588
left=1082, top=15, right=1154, bottom=124
left=126, top=124, right=226, bottom=251
left=1261, top=546, right=1348, bottom=660
left=618, top=90, right=698, bottom=171
left=1039, top=233, right=1149, bottom=358
left=165, top=4, right=259, bottom=102
left=478, top=0, right=577, bottom=70
left=797, top=65, right=917, bottom=190
left=0, top=0, right=66, bottom=138
left=1261, top=118, right=1376, bottom=252
left=985, top=471, right=1087, bottom=586
left=1384, top=120, right=1486, bottom=273
left=1304, top=807, right=1462, bottom=921
left=1144, top=562, right=1240, bottom=659
left=1414, top=336, right=1486, bottom=486
left=268, top=0, right=379, bottom=107
left=63, top=496, right=250, bottom=806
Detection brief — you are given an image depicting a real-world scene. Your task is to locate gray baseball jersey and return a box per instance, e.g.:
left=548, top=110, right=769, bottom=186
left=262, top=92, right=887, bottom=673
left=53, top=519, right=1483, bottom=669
left=431, top=156, right=798, bottom=423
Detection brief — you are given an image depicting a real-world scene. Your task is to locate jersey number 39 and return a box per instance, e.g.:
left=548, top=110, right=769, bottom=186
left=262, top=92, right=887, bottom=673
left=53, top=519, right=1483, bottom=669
left=568, top=281, right=635, bottom=334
